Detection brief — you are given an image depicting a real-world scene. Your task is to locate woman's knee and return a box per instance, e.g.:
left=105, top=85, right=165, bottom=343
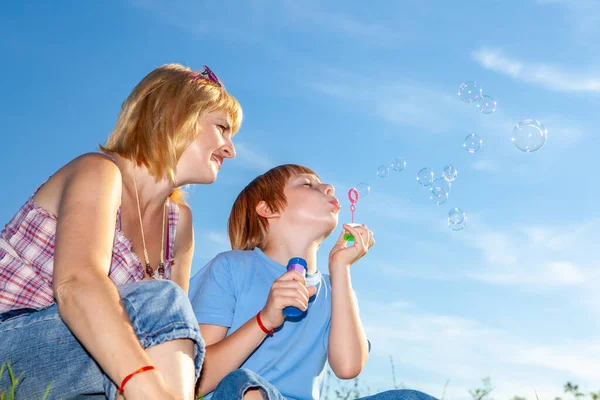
left=119, top=280, right=197, bottom=329
left=117, top=280, right=204, bottom=371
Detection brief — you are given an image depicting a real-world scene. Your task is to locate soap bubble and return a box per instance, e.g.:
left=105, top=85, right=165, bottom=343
left=391, top=157, right=406, bottom=172
left=448, top=208, right=467, bottom=231
left=355, top=183, right=370, bottom=199
left=463, top=134, right=483, bottom=153
left=377, top=165, right=390, bottom=178
left=476, top=95, right=497, bottom=114
left=458, top=81, right=482, bottom=103
left=512, top=119, right=547, bottom=152
left=416, top=168, right=435, bottom=187
left=430, top=185, right=449, bottom=205
left=442, top=165, right=457, bottom=182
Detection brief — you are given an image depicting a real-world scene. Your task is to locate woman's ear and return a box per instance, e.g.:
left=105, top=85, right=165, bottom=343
left=256, top=201, right=280, bottom=219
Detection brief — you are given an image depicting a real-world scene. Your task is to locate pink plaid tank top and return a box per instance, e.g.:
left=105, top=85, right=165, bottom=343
left=0, top=189, right=179, bottom=314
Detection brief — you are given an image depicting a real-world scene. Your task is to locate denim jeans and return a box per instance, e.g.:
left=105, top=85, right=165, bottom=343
left=0, top=280, right=205, bottom=399
left=210, top=368, right=439, bottom=400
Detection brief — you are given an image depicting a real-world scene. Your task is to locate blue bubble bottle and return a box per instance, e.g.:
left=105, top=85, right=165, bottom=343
left=283, top=257, right=308, bottom=317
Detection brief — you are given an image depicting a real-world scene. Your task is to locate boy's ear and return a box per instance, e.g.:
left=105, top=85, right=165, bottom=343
left=256, top=201, right=280, bottom=219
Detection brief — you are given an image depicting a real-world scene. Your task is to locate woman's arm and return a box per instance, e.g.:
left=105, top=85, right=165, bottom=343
left=52, top=154, right=171, bottom=398
left=170, top=204, right=194, bottom=294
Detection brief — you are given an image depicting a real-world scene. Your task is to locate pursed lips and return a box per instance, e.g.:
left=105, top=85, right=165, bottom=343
left=329, top=198, right=341, bottom=210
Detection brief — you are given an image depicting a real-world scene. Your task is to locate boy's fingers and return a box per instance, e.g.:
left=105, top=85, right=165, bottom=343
left=280, top=270, right=307, bottom=285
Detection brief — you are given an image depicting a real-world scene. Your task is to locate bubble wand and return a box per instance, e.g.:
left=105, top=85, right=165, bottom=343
left=344, top=188, right=361, bottom=242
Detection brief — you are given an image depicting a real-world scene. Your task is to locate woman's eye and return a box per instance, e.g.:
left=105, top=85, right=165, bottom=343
left=217, top=125, right=226, bottom=133
left=304, top=182, right=313, bottom=187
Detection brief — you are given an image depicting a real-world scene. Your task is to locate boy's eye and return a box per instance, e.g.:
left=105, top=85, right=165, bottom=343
left=304, top=181, right=313, bottom=187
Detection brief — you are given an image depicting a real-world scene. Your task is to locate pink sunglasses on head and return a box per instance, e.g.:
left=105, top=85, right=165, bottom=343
left=192, top=65, right=222, bottom=87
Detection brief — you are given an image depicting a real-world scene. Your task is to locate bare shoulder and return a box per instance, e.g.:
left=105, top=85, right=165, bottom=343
left=34, top=153, right=122, bottom=216
left=177, top=202, right=193, bottom=225
left=175, top=202, right=194, bottom=251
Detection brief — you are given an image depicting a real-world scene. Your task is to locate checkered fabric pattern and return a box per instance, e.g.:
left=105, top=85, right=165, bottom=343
left=0, top=197, right=179, bottom=313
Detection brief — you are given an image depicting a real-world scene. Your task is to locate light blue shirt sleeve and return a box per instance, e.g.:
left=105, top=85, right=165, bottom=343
left=188, top=253, right=237, bottom=327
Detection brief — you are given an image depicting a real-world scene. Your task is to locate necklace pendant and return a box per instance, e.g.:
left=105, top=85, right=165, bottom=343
left=158, top=263, right=165, bottom=279
left=145, top=263, right=154, bottom=277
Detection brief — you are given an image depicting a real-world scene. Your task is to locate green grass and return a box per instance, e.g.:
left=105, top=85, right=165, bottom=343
left=0, top=362, right=52, bottom=400
left=3, top=358, right=599, bottom=400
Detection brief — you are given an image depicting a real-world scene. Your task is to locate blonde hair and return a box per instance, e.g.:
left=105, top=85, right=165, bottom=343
left=100, top=63, right=243, bottom=204
left=228, top=164, right=318, bottom=251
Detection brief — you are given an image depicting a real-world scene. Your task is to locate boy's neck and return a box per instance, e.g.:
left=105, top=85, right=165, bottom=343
left=262, top=241, right=320, bottom=275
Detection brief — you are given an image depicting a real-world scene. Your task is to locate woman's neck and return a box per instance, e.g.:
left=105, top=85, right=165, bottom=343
left=111, top=154, right=174, bottom=215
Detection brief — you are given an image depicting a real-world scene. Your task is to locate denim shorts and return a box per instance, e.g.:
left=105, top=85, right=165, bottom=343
left=0, top=280, right=205, bottom=399
left=210, top=368, right=439, bottom=400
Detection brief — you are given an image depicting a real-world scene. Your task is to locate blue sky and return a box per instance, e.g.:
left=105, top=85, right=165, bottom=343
left=2, top=1, right=600, bottom=398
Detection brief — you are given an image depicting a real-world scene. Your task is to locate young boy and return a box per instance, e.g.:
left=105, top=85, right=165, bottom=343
left=189, top=164, right=437, bottom=400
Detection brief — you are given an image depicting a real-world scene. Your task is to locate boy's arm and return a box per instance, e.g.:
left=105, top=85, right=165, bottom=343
left=327, top=224, right=374, bottom=379
left=327, top=265, right=370, bottom=379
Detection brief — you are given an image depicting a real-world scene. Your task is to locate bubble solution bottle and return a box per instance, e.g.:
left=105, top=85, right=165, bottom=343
left=283, top=257, right=308, bottom=317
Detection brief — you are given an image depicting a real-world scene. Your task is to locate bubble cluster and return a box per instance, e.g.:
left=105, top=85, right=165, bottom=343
left=512, top=119, right=547, bottom=153
left=351, top=81, right=548, bottom=234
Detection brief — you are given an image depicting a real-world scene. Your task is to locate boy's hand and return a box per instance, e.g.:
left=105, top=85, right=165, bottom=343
left=329, top=224, right=375, bottom=269
left=260, top=270, right=317, bottom=331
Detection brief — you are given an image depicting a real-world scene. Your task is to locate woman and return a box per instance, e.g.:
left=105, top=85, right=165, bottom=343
left=0, top=63, right=242, bottom=399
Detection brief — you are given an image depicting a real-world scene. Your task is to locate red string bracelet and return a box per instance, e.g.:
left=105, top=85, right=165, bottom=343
left=118, top=365, right=156, bottom=394
left=256, top=312, right=274, bottom=335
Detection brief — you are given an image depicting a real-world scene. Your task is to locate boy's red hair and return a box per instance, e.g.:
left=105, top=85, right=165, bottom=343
left=228, top=164, right=318, bottom=250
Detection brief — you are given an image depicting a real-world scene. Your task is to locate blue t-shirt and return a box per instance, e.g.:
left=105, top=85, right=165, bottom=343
left=189, top=248, right=333, bottom=400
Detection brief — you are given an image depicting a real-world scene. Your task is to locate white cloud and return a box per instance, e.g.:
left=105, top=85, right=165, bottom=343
left=469, top=260, right=586, bottom=287
left=472, top=47, right=600, bottom=93
left=360, top=300, right=600, bottom=399
left=458, top=216, right=600, bottom=288
left=310, top=68, right=588, bottom=152
left=312, top=77, right=470, bottom=135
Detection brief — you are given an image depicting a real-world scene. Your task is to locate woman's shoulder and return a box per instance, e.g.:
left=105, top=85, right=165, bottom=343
left=32, top=152, right=122, bottom=217
left=70, top=152, right=121, bottom=173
